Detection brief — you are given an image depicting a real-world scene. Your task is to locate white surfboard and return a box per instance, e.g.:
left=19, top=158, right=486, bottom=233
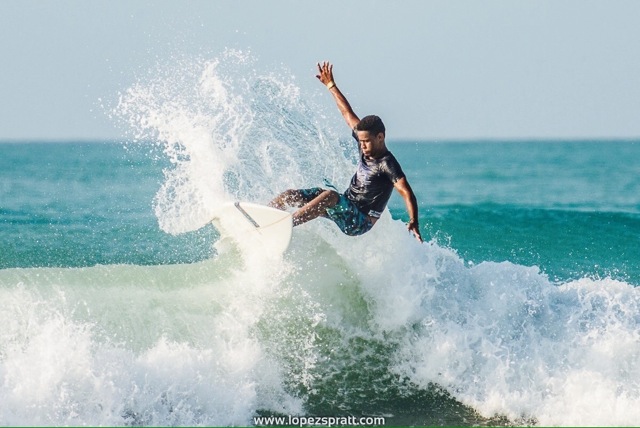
left=211, top=202, right=293, bottom=256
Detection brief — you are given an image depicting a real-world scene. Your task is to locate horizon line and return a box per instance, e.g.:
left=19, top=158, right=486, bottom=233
left=0, top=137, right=639, bottom=145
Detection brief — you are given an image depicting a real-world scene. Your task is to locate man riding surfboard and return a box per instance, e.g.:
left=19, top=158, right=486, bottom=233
left=269, top=62, right=422, bottom=242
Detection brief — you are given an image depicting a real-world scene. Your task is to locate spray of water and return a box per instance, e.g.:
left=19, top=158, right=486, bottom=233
left=115, top=49, right=352, bottom=234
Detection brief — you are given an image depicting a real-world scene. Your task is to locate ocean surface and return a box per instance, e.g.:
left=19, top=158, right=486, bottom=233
left=1, top=53, right=639, bottom=426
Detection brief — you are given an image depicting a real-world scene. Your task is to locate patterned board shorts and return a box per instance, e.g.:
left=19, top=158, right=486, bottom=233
left=298, top=187, right=374, bottom=236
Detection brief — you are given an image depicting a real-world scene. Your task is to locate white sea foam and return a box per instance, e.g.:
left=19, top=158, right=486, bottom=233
left=354, top=222, right=640, bottom=425
left=0, top=261, right=303, bottom=426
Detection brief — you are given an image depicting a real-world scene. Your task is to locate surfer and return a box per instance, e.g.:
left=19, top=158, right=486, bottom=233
left=269, top=61, right=423, bottom=242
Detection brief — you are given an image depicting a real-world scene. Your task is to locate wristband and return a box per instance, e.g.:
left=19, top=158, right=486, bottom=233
left=326, top=81, right=336, bottom=90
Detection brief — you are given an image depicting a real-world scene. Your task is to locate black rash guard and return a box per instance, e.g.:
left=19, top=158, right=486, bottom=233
left=344, top=133, right=406, bottom=218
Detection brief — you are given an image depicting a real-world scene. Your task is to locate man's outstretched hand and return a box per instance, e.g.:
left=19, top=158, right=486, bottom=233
left=316, top=61, right=335, bottom=86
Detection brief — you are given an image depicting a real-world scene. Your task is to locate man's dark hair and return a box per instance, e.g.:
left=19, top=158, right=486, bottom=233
left=354, top=115, right=385, bottom=136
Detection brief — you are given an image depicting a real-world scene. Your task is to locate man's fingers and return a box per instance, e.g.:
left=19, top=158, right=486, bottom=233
left=316, top=61, right=333, bottom=83
left=318, top=61, right=331, bottom=72
left=408, top=224, right=423, bottom=242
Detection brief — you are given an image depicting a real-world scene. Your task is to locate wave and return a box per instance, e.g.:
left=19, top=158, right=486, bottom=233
left=1, top=223, right=639, bottom=425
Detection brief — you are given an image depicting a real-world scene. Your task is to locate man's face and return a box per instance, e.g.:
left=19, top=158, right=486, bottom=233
left=356, top=130, right=384, bottom=158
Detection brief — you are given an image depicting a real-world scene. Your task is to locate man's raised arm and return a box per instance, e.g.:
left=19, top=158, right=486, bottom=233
left=316, top=62, right=359, bottom=129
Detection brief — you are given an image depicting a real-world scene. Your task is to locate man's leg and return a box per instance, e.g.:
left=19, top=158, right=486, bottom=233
left=291, top=189, right=339, bottom=226
left=269, top=189, right=320, bottom=210
left=269, top=188, right=340, bottom=226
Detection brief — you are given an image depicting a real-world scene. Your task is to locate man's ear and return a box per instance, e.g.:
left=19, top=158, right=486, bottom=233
left=376, top=132, right=385, bottom=143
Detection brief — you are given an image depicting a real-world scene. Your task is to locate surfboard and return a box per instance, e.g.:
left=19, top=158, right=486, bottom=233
left=211, top=202, right=293, bottom=256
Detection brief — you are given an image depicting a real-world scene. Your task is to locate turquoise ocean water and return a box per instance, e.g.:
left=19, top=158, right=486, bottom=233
left=1, top=53, right=639, bottom=426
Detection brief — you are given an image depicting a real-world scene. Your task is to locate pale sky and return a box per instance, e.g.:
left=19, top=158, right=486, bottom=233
left=1, top=0, right=639, bottom=141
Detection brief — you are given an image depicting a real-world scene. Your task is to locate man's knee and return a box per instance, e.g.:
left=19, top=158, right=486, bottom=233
left=282, top=189, right=303, bottom=203
left=275, top=189, right=310, bottom=208
left=317, top=189, right=340, bottom=207
left=270, top=189, right=298, bottom=209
